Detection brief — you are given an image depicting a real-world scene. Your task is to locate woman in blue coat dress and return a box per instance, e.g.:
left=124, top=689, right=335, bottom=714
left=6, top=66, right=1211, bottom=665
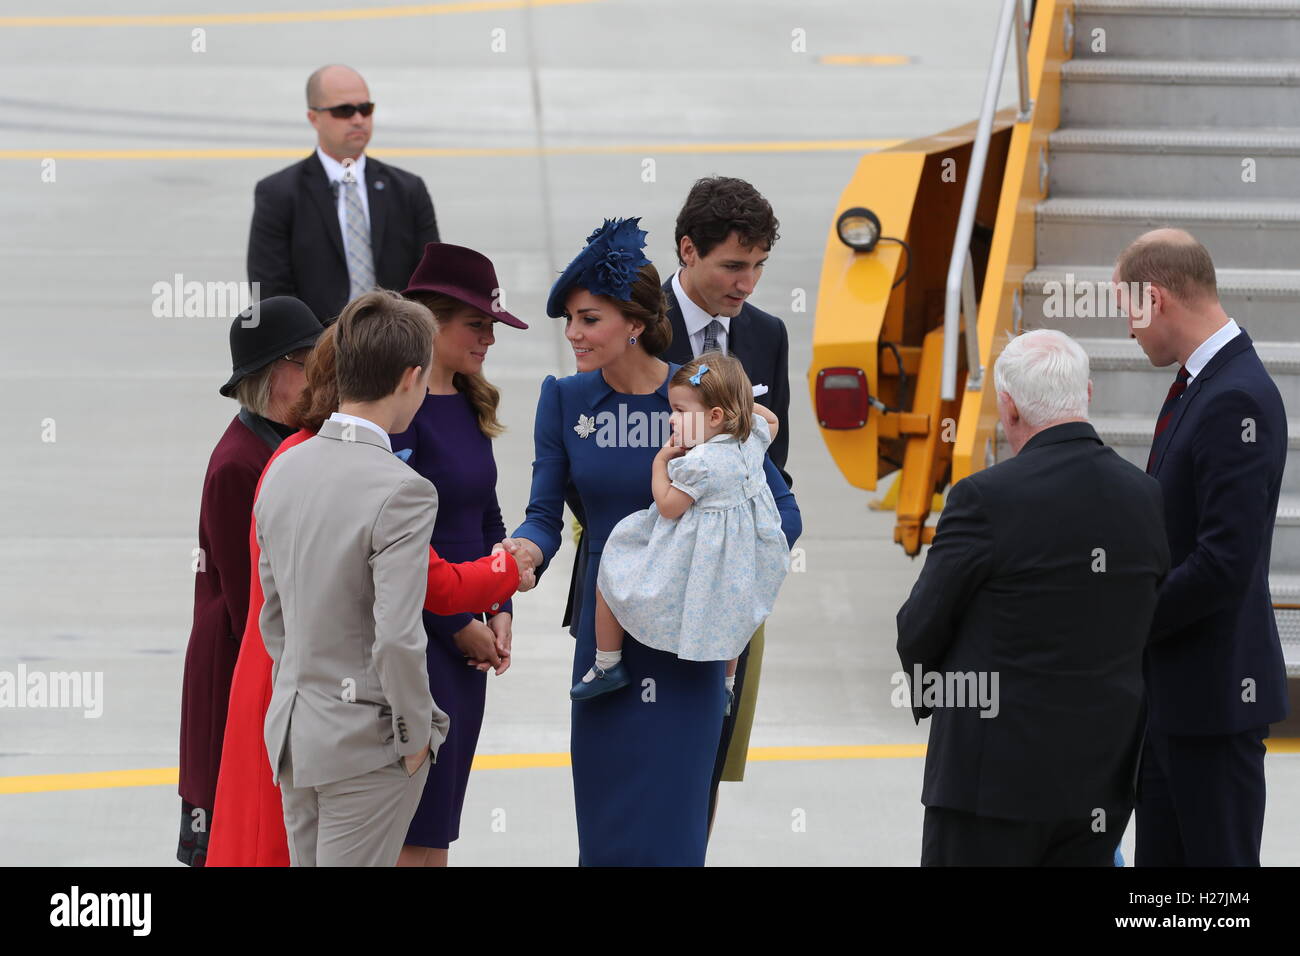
left=501, top=219, right=801, bottom=865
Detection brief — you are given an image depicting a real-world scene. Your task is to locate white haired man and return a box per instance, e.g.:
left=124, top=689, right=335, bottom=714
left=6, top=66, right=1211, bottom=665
left=897, top=329, right=1170, bottom=865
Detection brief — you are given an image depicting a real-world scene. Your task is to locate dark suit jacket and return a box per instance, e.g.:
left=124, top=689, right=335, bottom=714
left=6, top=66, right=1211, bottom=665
left=1146, top=330, right=1290, bottom=735
left=247, top=152, right=440, bottom=323
left=659, top=277, right=792, bottom=488
left=897, top=422, right=1170, bottom=822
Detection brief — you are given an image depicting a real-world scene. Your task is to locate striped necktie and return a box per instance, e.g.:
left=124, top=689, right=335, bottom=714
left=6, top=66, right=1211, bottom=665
left=701, top=318, right=723, bottom=356
left=1146, top=365, right=1190, bottom=473
left=343, top=176, right=375, bottom=299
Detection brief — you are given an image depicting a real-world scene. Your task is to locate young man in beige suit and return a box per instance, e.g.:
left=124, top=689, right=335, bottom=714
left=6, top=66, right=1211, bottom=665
left=256, top=290, right=446, bottom=866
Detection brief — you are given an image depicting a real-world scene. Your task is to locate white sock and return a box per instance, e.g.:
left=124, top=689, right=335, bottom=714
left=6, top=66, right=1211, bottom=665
left=724, top=674, right=736, bottom=692
left=582, top=649, right=622, bottom=683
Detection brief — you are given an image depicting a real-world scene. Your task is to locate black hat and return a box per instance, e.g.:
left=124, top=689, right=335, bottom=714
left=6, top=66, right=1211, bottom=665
left=220, top=296, right=324, bottom=397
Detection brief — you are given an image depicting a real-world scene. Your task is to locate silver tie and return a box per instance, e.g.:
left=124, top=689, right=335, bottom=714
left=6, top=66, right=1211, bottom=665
left=701, top=318, right=723, bottom=355
left=343, top=176, right=375, bottom=299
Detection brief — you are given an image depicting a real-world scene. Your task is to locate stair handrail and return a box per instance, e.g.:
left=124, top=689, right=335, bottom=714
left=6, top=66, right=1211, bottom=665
left=941, top=0, right=1034, bottom=400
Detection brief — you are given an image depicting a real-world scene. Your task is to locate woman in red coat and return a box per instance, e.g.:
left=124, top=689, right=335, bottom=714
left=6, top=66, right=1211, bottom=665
left=178, top=297, right=323, bottom=866
left=206, top=321, right=522, bottom=867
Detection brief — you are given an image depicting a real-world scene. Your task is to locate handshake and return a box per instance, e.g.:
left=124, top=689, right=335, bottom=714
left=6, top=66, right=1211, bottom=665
left=493, top=537, right=543, bottom=593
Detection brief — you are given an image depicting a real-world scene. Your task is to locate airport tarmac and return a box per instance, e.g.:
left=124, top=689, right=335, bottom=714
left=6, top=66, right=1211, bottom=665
left=1, top=0, right=1297, bottom=866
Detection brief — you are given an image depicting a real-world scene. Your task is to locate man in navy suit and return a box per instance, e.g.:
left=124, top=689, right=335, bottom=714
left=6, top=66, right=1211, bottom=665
left=655, top=176, right=790, bottom=830
left=247, top=65, right=440, bottom=323
left=659, top=177, right=791, bottom=487
left=1117, top=228, right=1290, bottom=866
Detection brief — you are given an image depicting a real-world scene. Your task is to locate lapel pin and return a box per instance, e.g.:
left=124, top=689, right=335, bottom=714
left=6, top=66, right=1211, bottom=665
left=574, top=414, right=596, bottom=439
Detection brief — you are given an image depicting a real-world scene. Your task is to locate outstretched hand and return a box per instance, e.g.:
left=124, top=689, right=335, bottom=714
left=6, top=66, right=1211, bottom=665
left=494, top=537, right=544, bottom=590
left=491, top=538, right=537, bottom=591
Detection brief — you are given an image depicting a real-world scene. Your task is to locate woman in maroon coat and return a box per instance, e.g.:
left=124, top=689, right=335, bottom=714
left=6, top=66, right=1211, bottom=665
left=177, top=297, right=323, bottom=866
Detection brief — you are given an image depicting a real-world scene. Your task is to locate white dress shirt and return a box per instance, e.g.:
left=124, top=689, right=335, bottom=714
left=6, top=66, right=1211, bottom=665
left=1185, top=317, right=1241, bottom=383
left=672, top=269, right=730, bottom=358
left=316, top=147, right=370, bottom=258
left=328, top=411, right=392, bottom=452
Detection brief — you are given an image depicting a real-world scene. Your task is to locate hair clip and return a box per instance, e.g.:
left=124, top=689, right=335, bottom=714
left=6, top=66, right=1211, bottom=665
left=689, top=364, right=710, bottom=386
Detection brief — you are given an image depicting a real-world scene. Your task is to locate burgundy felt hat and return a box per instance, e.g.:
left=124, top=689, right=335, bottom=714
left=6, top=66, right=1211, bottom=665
left=401, top=243, right=528, bottom=329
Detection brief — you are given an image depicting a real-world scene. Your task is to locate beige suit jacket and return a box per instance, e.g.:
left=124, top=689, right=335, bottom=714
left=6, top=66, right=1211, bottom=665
left=255, top=418, right=449, bottom=788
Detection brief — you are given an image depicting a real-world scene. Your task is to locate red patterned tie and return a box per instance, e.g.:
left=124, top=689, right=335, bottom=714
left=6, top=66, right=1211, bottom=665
left=1146, top=366, right=1189, bottom=473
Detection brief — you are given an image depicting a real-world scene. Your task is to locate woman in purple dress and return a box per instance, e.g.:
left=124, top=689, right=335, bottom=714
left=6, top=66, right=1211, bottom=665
left=390, top=243, right=529, bottom=867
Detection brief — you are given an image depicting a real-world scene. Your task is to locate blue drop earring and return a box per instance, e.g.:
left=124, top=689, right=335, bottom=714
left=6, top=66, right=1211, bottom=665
left=628, top=336, right=637, bottom=345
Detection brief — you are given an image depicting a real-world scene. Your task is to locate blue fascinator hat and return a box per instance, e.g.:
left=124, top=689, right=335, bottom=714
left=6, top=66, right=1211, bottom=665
left=545, top=217, right=653, bottom=318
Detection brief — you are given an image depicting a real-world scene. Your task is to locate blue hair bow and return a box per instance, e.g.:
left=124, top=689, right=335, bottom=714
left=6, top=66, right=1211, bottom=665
left=689, top=364, right=710, bottom=386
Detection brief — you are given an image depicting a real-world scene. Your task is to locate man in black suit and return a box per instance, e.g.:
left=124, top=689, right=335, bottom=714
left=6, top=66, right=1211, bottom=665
left=897, top=329, right=1169, bottom=866
left=1117, top=229, right=1290, bottom=866
left=247, top=65, right=440, bottom=323
left=655, top=176, right=791, bottom=831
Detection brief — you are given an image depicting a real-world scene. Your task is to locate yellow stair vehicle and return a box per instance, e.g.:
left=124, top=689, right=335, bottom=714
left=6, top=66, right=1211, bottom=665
left=809, top=0, right=1300, bottom=674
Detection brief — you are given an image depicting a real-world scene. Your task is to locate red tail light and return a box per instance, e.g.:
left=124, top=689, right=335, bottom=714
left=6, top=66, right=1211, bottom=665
left=816, top=367, right=869, bottom=429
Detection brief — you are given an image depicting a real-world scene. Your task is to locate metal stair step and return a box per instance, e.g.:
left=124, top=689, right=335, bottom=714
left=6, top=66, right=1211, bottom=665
left=1271, top=573, right=1300, bottom=600
left=1267, top=495, right=1300, bottom=573
left=1061, top=60, right=1300, bottom=127
left=1076, top=0, right=1300, bottom=12
left=1077, top=335, right=1300, bottom=373
left=1091, top=412, right=1300, bottom=445
left=1063, top=59, right=1300, bottom=83
left=1048, top=128, right=1300, bottom=199
left=1059, top=334, right=1300, bottom=419
left=1073, top=1, right=1300, bottom=59
left=1088, top=413, right=1300, bottom=493
left=1277, top=494, right=1300, bottom=525
left=1267, top=573, right=1300, bottom=674
left=1036, top=198, right=1300, bottom=269
left=1022, top=265, right=1300, bottom=339
left=1051, top=128, right=1300, bottom=152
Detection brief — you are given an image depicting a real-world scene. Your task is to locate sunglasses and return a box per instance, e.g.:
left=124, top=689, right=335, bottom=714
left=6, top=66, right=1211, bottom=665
left=280, top=349, right=312, bottom=368
left=310, top=101, right=374, bottom=119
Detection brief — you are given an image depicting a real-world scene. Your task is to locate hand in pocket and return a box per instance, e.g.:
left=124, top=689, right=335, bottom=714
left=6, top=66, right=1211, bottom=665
left=404, top=744, right=430, bottom=777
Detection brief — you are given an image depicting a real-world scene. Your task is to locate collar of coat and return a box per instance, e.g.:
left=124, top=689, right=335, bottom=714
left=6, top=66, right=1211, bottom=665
left=579, top=362, right=680, bottom=408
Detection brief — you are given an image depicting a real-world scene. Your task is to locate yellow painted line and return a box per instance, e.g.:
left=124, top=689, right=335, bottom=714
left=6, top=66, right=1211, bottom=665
left=5, top=739, right=1297, bottom=794
left=820, top=54, right=912, bottom=67
left=748, top=744, right=927, bottom=761
left=472, top=751, right=571, bottom=770
left=0, top=0, right=600, bottom=28
left=0, top=140, right=903, bottom=162
left=0, top=767, right=177, bottom=795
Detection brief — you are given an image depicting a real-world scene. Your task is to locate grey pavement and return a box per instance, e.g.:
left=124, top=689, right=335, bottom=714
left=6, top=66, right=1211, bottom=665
left=0, top=0, right=1296, bottom=866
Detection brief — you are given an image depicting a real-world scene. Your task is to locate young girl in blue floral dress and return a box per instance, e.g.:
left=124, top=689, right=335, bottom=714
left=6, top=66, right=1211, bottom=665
left=573, top=352, right=792, bottom=708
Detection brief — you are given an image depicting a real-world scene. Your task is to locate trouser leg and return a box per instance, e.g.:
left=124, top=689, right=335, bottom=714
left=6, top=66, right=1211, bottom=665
left=315, top=755, right=432, bottom=867
left=279, top=748, right=321, bottom=868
